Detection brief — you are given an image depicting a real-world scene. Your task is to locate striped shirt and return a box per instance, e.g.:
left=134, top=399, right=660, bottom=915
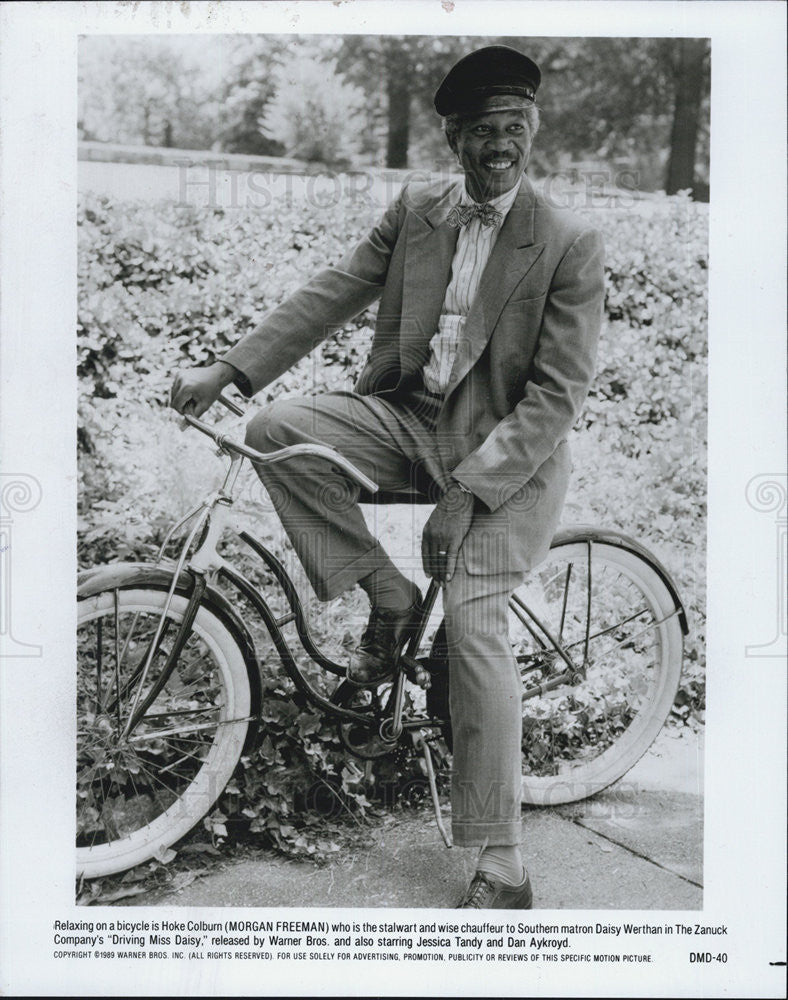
left=422, top=180, right=521, bottom=396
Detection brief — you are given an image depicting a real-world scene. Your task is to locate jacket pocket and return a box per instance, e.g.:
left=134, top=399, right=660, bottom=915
left=506, top=289, right=549, bottom=306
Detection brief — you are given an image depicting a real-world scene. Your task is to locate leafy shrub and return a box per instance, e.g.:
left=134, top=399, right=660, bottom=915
left=571, top=193, right=708, bottom=717
left=77, top=183, right=708, bottom=860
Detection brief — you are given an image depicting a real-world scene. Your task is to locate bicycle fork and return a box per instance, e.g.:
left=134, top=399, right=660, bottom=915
left=122, top=463, right=242, bottom=739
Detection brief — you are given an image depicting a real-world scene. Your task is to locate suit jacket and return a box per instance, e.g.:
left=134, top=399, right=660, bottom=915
left=223, top=175, right=605, bottom=574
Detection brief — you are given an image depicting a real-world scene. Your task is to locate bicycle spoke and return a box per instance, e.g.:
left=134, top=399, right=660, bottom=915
left=581, top=612, right=673, bottom=668
left=562, top=607, right=651, bottom=652
left=153, top=738, right=211, bottom=767
left=584, top=541, right=592, bottom=662
left=157, top=750, right=206, bottom=776
left=130, top=719, right=237, bottom=741
left=118, top=609, right=143, bottom=671
left=135, top=730, right=219, bottom=746
left=141, top=705, right=220, bottom=721
left=87, top=754, right=115, bottom=847
left=558, top=561, right=572, bottom=642
left=124, top=763, right=156, bottom=835
left=114, top=589, right=122, bottom=729
left=95, top=619, right=102, bottom=712
left=130, top=754, right=191, bottom=796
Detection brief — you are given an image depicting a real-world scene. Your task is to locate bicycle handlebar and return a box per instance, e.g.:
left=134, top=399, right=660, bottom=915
left=181, top=397, right=379, bottom=495
left=217, top=392, right=245, bottom=417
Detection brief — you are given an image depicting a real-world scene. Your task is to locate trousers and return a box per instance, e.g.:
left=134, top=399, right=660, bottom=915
left=245, top=389, right=525, bottom=846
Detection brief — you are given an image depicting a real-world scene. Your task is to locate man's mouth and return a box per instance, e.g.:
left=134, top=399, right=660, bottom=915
left=484, top=158, right=516, bottom=171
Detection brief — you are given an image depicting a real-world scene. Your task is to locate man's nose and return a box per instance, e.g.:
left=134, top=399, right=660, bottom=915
left=486, top=133, right=515, bottom=151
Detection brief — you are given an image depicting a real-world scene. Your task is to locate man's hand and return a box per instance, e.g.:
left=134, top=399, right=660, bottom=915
left=421, top=484, right=475, bottom=585
left=169, top=361, right=237, bottom=418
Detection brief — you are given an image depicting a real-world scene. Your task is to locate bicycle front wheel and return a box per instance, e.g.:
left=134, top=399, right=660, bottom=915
left=510, top=540, right=684, bottom=806
left=77, top=586, right=251, bottom=878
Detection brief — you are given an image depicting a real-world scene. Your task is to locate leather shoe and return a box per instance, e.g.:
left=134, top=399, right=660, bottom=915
left=457, top=870, right=533, bottom=909
left=347, top=600, right=421, bottom=687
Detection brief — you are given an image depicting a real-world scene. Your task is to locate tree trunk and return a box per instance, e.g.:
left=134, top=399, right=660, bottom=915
left=385, top=50, right=411, bottom=168
left=666, top=39, right=707, bottom=196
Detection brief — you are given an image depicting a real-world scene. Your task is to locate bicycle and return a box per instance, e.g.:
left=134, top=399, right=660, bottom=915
left=76, top=395, right=688, bottom=879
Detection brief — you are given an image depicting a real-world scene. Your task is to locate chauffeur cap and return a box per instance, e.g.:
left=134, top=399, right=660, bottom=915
left=434, top=44, right=541, bottom=117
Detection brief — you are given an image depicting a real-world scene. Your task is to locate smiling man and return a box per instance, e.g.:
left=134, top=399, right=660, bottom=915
left=171, top=45, right=605, bottom=909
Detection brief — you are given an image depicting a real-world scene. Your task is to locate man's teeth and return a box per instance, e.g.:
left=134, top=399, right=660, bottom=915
left=487, top=161, right=513, bottom=170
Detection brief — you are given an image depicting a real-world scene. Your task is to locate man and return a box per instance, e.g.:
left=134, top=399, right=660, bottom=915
left=171, top=45, right=605, bottom=909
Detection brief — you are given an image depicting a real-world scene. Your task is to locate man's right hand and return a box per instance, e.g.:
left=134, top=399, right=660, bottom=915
left=169, top=361, right=237, bottom=417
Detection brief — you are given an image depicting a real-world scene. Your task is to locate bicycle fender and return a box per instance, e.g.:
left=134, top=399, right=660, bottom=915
left=78, top=562, right=262, bottom=748
left=551, top=525, right=689, bottom=635
left=78, top=561, right=194, bottom=598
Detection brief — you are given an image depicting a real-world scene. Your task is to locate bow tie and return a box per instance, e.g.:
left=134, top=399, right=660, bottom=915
left=446, top=202, right=503, bottom=229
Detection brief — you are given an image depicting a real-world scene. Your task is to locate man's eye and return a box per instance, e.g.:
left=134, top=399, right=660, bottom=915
left=507, top=124, right=524, bottom=134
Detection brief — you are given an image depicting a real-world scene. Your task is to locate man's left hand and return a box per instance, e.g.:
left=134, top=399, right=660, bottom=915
left=422, top=484, right=475, bottom=584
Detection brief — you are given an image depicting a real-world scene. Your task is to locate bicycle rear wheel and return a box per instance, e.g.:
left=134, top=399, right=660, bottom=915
left=511, top=540, right=684, bottom=805
left=76, top=586, right=251, bottom=878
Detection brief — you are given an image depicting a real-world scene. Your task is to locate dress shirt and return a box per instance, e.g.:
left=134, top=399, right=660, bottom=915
left=421, top=179, right=521, bottom=396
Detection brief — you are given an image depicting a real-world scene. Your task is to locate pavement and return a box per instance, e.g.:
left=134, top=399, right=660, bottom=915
left=126, top=726, right=703, bottom=910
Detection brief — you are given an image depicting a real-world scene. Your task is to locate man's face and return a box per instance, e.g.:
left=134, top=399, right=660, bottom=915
left=452, top=109, right=532, bottom=201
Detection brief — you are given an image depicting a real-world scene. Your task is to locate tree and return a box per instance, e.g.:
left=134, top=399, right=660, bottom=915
left=339, top=35, right=474, bottom=168
left=78, top=36, right=216, bottom=149
left=211, top=35, right=291, bottom=156
left=259, top=54, right=367, bottom=166
left=496, top=36, right=709, bottom=196
left=383, top=42, right=411, bottom=168
left=665, top=39, right=710, bottom=196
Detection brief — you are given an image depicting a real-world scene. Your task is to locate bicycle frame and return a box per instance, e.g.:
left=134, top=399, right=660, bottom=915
left=151, top=495, right=444, bottom=734
left=120, top=398, right=688, bottom=760
left=144, top=458, right=609, bottom=745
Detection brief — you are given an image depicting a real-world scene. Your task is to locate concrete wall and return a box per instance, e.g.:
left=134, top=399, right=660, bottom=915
left=77, top=141, right=428, bottom=186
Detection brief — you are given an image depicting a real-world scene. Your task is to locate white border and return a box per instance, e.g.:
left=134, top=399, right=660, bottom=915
left=1, top=2, right=786, bottom=996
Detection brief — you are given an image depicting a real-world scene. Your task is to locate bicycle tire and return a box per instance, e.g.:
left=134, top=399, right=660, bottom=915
left=512, top=540, right=684, bottom=806
left=76, top=586, right=252, bottom=878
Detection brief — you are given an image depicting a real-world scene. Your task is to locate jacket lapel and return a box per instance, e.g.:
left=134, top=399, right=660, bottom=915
left=398, top=186, right=459, bottom=376
left=444, top=178, right=545, bottom=400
